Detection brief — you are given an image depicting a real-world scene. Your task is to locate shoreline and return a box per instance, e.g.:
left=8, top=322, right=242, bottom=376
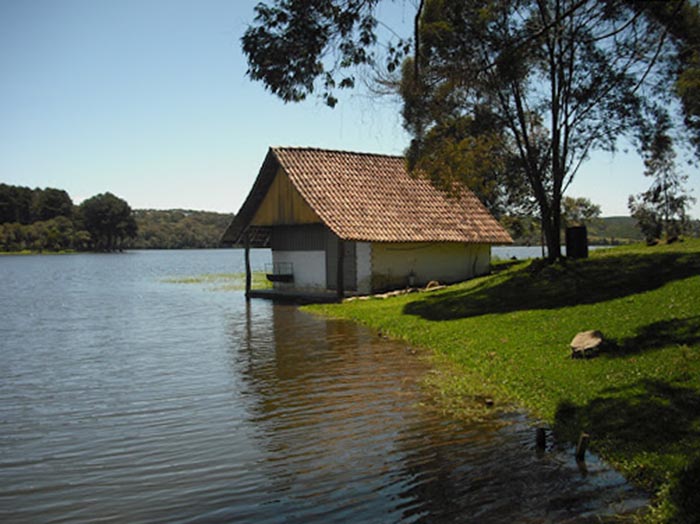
left=0, top=249, right=78, bottom=256
left=305, top=240, right=700, bottom=523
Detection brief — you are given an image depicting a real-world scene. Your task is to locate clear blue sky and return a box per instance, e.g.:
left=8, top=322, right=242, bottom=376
left=1, top=0, right=697, bottom=217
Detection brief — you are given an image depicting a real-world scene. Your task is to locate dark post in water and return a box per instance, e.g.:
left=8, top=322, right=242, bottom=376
left=244, top=231, right=252, bottom=300
left=576, top=432, right=590, bottom=462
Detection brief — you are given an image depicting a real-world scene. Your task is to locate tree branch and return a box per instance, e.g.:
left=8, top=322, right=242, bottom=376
left=414, top=0, right=425, bottom=80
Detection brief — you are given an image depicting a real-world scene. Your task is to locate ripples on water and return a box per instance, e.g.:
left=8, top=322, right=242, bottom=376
left=0, top=250, right=645, bottom=523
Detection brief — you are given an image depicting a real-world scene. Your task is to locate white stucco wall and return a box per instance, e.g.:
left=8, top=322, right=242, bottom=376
left=370, top=243, right=491, bottom=291
left=272, top=250, right=326, bottom=290
left=355, top=242, right=373, bottom=295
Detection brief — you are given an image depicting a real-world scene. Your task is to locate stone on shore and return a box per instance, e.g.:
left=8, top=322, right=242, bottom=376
left=570, top=330, right=604, bottom=359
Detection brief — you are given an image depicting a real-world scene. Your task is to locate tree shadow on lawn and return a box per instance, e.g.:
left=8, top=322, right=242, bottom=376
left=553, top=379, right=700, bottom=519
left=403, top=252, right=700, bottom=321
left=602, top=316, right=700, bottom=358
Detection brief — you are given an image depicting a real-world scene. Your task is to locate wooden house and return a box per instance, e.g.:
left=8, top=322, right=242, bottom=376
left=221, top=147, right=512, bottom=300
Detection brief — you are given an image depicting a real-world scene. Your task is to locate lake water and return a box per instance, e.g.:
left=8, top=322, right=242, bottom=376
left=0, top=250, right=645, bottom=523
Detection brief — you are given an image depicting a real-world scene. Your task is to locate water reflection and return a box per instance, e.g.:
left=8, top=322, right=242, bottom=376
left=229, top=304, right=647, bottom=523
left=0, top=250, right=645, bottom=523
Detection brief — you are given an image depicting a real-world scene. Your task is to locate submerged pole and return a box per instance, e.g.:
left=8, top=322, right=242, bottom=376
left=244, top=232, right=251, bottom=300
left=575, top=432, right=590, bottom=462
left=536, top=427, right=546, bottom=450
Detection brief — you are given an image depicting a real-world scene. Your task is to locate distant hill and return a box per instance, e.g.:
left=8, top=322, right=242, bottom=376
left=131, top=209, right=233, bottom=249
left=587, top=216, right=700, bottom=244
left=587, top=216, right=644, bottom=244
left=131, top=211, right=651, bottom=249
left=505, top=215, right=699, bottom=246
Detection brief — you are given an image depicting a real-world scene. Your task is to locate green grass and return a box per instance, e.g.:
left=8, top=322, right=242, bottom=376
left=307, top=239, right=700, bottom=523
left=162, top=271, right=272, bottom=290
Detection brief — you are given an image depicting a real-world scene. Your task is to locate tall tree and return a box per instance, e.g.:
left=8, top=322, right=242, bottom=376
left=628, top=111, right=695, bottom=243
left=242, top=0, right=700, bottom=260
left=78, top=193, right=137, bottom=251
left=561, top=196, right=601, bottom=228
left=0, top=185, right=74, bottom=224
left=0, top=184, right=34, bottom=224
left=630, top=1, right=700, bottom=155
left=31, top=188, right=73, bottom=222
left=401, top=0, right=695, bottom=260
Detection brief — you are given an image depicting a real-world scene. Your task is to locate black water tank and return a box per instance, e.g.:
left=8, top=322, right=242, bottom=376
left=566, top=226, right=588, bottom=259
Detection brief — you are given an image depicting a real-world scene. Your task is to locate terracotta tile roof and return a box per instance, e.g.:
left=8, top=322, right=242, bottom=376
left=222, top=147, right=512, bottom=246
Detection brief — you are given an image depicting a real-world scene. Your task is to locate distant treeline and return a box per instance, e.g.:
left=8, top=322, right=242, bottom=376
left=6, top=183, right=696, bottom=253
left=0, top=183, right=138, bottom=252
left=0, top=183, right=234, bottom=252
left=0, top=183, right=94, bottom=252
left=131, top=209, right=233, bottom=249
left=0, top=184, right=74, bottom=225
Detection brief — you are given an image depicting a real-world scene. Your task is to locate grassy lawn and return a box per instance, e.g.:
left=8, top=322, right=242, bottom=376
left=307, top=239, right=700, bottom=523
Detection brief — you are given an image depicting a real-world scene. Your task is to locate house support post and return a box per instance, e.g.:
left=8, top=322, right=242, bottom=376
left=336, top=237, right=345, bottom=300
left=244, top=232, right=252, bottom=300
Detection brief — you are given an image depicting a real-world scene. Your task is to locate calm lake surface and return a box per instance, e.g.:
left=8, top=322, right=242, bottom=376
left=0, top=249, right=644, bottom=523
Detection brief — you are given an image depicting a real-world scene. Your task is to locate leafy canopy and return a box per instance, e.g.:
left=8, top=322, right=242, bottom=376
left=242, top=0, right=382, bottom=108
left=242, top=0, right=700, bottom=259
left=79, top=192, right=138, bottom=252
left=401, top=0, right=697, bottom=259
left=629, top=110, right=696, bottom=243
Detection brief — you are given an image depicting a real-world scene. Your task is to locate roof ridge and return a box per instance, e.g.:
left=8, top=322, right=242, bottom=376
left=271, top=145, right=404, bottom=160
left=221, top=145, right=513, bottom=246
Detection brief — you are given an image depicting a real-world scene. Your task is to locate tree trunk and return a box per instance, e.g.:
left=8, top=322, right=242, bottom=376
left=548, top=215, right=562, bottom=261
left=541, top=205, right=562, bottom=262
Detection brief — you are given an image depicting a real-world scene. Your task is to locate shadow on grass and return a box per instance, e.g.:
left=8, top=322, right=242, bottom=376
left=490, top=259, right=523, bottom=273
left=601, top=316, right=700, bottom=358
left=668, top=456, right=700, bottom=522
left=553, top=379, right=700, bottom=520
left=403, top=252, right=700, bottom=321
